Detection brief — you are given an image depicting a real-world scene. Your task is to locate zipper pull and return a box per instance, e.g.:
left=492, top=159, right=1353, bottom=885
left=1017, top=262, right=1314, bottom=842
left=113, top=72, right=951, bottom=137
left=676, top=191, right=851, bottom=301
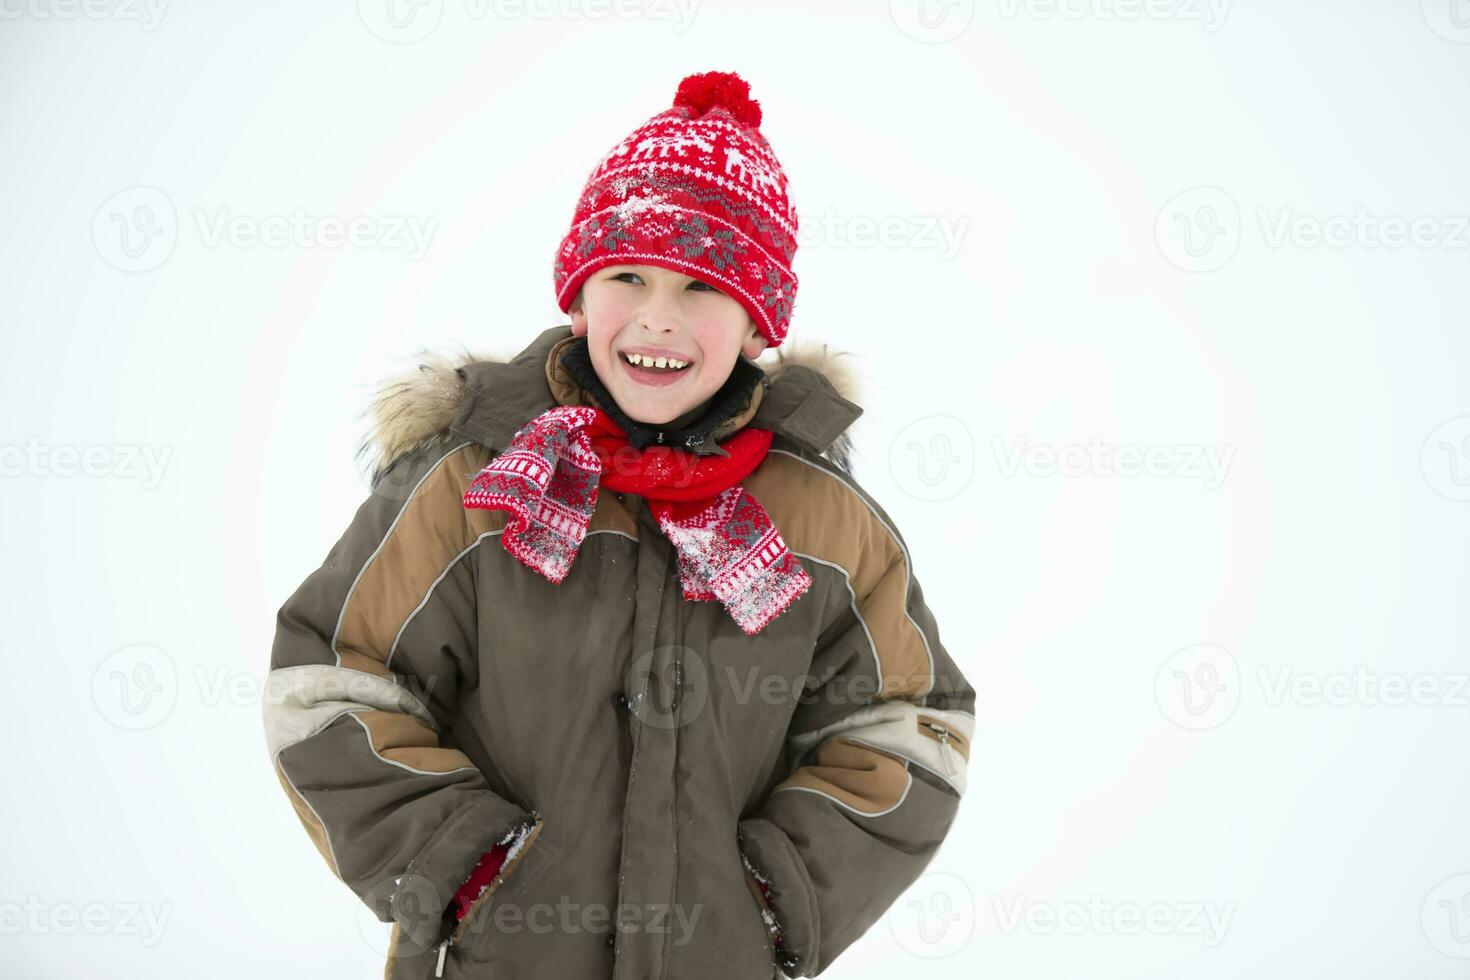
left=937, top=728, right=954, bottom=776
left=924, top=721, right=955, bottom=777
left=435, top=936, right=450, bottom=976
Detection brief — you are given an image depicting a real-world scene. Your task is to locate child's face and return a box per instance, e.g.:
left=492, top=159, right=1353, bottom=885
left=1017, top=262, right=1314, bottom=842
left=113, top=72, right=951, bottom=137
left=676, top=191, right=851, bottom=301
left=570, top=263, right=768, bottom=426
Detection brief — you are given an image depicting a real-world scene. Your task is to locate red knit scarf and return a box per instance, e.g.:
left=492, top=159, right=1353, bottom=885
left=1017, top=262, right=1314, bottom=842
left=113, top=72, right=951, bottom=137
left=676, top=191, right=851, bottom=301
left=462, top=405, right=811, bottom=635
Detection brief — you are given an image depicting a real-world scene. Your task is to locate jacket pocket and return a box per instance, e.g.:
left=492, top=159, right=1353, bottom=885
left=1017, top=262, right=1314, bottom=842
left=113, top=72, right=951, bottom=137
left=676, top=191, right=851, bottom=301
left=735, top=838, right=787, bottom=979
left=446, top=817, right=550, bottom=966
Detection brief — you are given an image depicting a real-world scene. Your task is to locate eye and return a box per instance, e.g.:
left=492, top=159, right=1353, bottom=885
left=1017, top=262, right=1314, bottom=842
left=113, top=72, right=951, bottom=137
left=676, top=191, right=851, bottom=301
left=609, top=272, right=721, bottom=294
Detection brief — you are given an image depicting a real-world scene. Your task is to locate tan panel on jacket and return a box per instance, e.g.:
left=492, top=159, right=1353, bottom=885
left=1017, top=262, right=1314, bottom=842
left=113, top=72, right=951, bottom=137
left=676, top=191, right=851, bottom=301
left=776, top=738, right=911, bottom=815
left=336, top=441, right=638, bottom=670
left=356, top=710, right=478, bottom=775
left=744, top=451, right=933, bottom=698
left=273, top=766, right=337, bottom=874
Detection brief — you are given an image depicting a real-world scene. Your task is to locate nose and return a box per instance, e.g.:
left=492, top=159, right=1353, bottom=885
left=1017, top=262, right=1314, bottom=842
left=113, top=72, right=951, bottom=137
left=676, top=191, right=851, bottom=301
left=633, top=288, right=684, bottom=335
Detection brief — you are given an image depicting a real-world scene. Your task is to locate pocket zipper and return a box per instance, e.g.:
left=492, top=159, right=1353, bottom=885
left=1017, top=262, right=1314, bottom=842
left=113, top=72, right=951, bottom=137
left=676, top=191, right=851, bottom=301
left=919, top=719, right=956, bottom=777
left=435, top=909, right=467, bottom=977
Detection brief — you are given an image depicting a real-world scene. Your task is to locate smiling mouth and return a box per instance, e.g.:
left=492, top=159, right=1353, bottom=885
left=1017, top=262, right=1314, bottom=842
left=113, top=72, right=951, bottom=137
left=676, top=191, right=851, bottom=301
left=619, top=351, right=693, bottom=372
left=618, top=351, right=694, bottom=388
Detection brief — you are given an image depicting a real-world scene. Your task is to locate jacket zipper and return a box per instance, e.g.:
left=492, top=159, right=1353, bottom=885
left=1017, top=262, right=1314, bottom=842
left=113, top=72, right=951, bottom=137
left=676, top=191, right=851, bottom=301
left=653, top=430, right=708, bottom=452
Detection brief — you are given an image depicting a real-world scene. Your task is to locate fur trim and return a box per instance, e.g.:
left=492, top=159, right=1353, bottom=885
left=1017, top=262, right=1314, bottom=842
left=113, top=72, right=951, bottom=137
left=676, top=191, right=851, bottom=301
left=352, top=343, right=504, bottom=485
left=355, top=336, right=864, bottom=485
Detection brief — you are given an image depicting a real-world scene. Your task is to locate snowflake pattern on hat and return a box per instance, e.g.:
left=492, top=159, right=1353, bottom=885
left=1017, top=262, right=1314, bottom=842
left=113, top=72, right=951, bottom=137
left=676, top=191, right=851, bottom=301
left=672, top=215, right=746, bottom=272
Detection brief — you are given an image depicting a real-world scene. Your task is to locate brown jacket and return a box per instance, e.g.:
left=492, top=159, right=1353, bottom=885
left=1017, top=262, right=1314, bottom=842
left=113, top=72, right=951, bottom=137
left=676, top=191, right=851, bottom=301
left=262, top=324, right=975, bottom=979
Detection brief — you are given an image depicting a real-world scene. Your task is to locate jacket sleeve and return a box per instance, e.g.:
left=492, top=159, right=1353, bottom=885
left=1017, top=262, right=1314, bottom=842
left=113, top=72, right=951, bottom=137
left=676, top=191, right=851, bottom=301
left=737, top=484, right=975, bottom=977
left=262, top=436, right=541, bottom=951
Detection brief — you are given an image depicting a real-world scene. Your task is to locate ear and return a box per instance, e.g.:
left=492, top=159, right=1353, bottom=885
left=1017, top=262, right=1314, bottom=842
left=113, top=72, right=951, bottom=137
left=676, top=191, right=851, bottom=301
left=741, top=320, right=768, bottom=360
left=570, top=309, right=588, bottom=337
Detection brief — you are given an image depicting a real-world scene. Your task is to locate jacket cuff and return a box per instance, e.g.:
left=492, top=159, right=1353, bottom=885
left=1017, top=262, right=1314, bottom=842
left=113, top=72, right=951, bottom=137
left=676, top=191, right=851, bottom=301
left=389, top=793, right=538, bottom=946
left=737, top=817, right=820, bottom=975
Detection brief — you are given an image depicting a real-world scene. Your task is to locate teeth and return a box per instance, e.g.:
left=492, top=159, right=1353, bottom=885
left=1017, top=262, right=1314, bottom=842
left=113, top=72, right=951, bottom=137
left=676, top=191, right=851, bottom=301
left=624, top=352, right=689, bottom=370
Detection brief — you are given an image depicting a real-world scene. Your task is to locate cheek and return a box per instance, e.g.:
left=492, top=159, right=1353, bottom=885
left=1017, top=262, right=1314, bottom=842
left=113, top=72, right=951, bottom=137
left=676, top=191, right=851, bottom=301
left=592, top=289, right=635, bottom=322
left=586, top=308, right=630, bottom=363
left=689, top=323, right=740, bottom=363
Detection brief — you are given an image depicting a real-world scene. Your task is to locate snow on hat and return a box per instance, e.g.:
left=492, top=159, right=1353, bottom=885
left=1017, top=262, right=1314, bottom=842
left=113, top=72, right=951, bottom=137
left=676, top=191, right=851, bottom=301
left=552, top=70, right=799, bottom=349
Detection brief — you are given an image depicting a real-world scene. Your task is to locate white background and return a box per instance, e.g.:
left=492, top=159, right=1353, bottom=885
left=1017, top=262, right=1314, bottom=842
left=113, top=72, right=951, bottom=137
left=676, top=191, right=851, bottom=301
left=3, top=1, right=1469, bottom=977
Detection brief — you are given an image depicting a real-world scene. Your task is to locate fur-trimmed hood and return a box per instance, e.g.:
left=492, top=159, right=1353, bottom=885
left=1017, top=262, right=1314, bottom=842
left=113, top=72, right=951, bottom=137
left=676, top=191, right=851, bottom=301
left=354, top=327, right=867, bottom=484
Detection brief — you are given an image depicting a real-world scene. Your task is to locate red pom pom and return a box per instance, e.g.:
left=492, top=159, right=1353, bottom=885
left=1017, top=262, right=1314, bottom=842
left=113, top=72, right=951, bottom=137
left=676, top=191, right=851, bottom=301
left=673, top=70, right=763, bottom=128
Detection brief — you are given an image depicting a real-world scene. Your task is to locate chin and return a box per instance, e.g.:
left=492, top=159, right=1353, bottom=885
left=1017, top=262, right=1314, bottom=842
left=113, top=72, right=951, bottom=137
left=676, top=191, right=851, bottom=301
left=621, top=403, right=687, bottom=426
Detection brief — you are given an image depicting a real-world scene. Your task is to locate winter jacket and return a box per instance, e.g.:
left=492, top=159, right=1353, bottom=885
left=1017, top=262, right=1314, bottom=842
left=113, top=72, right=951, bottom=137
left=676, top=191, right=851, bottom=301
left=262, top=323, right=976, bottom=979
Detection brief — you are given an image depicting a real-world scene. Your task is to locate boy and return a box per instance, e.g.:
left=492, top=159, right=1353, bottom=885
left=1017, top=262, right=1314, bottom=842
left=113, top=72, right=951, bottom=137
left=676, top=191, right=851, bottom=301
left=262, top=70, right=975, bottom=979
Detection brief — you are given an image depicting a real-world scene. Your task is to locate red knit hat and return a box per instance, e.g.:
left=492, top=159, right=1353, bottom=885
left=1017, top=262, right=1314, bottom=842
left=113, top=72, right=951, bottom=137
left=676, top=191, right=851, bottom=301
left=552, top=70, right=799, bottom=349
